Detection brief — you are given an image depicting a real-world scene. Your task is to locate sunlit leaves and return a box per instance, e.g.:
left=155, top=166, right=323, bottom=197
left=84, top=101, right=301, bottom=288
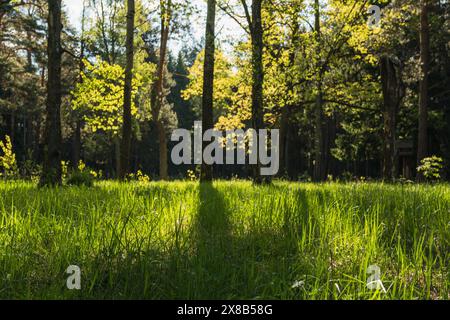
left=71, top=58, right=155, bottom=136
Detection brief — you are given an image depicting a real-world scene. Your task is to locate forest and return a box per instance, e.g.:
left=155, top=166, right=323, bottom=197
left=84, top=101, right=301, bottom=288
left=0, top=0, right=449, bottom=301
left=0, top=0, right=448, bottom=183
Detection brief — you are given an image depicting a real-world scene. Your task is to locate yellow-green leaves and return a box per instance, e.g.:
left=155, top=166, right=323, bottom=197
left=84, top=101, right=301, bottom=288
left=71, top=58, right=155, bottom=136
left=0, top=135, right=18, bottom=178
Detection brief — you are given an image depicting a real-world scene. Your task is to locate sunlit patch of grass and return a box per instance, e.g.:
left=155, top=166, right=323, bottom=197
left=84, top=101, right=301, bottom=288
left=0, top=180, right=448, bottom=299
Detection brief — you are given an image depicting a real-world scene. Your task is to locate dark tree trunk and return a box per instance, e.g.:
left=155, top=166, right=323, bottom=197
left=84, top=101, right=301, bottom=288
left=279, top=105, right=289, bottom=178
left=312, top=0, right=328, bottom=182
left=40, top=0, right=62, bottom=186
left=327, top=112, right=336, bottom=178
left=200, top=0, right=216, bottom=183
left=7, top=112, right=15, bottom=145
left=72, top=120, right=81, bottom=168
left=250, top=0, right=264, bottom=184
left=380, top=56, right=402, bottom=181
left=313, top=90, right=329, bottom=182
left=25, top=32, right=34, bottom=160
left=417, top=0, right=430, bottom=180
left=115, top=137, right=120, bottom=176
left=151, top=0, right=171, bottom=181
left=157, top=120, right=168, bottom=180
left=119, top=0, right=135, bottom=180
left=72, top=0, right=87, bottom=170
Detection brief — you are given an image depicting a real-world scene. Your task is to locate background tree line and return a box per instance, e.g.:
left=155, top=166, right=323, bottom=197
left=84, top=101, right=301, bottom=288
left=0, top=0, right=449, bottom=185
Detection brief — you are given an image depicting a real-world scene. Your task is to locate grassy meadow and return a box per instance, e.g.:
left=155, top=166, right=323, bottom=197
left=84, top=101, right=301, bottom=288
left=0, top=181, right=448, bottom=300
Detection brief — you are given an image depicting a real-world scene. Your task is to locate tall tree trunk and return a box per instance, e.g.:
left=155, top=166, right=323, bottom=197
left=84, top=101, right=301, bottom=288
left=40, top=0, right=62, bottom=186
left=157, top=120, right=168, bottom=180
left=72, top=0, right=87, bottom=170
left=115, top=137, right=120, bottom=176
left=200, top=0, right=216, bottom=182
left=72, top=120, right=81, bottom=168
left=312, top=0, right=327, bottom=182
left=251, top=0, right=264, bottom=184
left=25, top=31, right=34, bottom=161
left=151, top=0, right=171, bottom=181
left=7, top=112, right=15, bottom=145
left=119, top=0, right=135, bottom=180
left=313, top=89, right=328, bottom=181
left=417, top=0, right=430, bottom=180
left=279, top=105, right=289, bottom=178
left=380, top=56, right=401, bottom=181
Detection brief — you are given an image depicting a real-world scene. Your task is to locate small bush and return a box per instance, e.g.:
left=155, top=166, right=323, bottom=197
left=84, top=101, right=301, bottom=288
left=0, top=135, right=18, bottom=179
left=22, top=157, right=42, bottom=181
left=127, top=170, right=151, bottom=182
left=61, top=160, right=69, bottom=181
left=417, top=156, right=444, bottom=182
left=186, top=168, right=200, bottom=181
left=66, top=170, right=94, bottom=187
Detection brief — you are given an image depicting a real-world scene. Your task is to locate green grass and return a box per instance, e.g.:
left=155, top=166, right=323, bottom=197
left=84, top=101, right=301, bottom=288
left=0, top=180, right=448, bottom=300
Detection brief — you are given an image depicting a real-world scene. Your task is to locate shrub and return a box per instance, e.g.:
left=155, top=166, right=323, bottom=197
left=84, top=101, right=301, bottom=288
left=417, top=156, right=444, bottom=182
left=65, top=160, right=97, bottom=187
left=127, top=170, right=151, bottom=182
left=22, top=157, right=42, bottom=181
left=66, top=170, right=94, bottom=187
left=186, top=168, right=200, bottom=181
left=0, top=135, right=18, bottom=179
left=61, top=160, right=69, bottom=181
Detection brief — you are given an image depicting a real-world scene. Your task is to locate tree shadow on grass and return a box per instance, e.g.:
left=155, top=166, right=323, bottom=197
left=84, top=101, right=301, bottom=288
left=187, top=182, right=233, bottom=299
left=184, top=183, right=314, bottom=299
left=81, top=183, right=312, bottom=300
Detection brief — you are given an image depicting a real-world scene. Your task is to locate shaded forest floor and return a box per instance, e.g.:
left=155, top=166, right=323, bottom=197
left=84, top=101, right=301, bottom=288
left=0, top=181, right=448, bottom=300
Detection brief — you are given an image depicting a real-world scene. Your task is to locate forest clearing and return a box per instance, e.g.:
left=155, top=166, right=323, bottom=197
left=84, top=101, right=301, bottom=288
left=1, top=0, right=449, bottom=304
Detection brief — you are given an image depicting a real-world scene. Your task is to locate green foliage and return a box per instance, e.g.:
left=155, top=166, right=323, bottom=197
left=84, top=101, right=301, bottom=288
left=127, top=170, right=151, bottom=183
left=186, top=168, right=199, bottom=181
left=61, top=160, right=69, bottom=181
left=22, top=158, right=42, bottom=182
left=0, top=136, right=18, bottom=179
left=71, top=59, right=155, bottom=136
left=66, top=170, right=94, bottom=187
left=65, top=160, right=98, bottom=187
left=417, top=156, right=444, bottom=182
left=182, top=49, right=246, bottom=128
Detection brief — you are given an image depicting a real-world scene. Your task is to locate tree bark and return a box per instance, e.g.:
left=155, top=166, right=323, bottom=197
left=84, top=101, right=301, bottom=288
left=313, top=89, right=328, bottom=182
left=72, top=120, right=81, bottom=169
left=312, top=0, right=328, bottom=182
left=72, top=0, right=87, bottom=170
left=200, top=0, right=216, bottom=182
left=157, top=120, right=168, bottom=180
left=151, top=0, right=171, bottom=181
left=119, top=0, right=135, bottom=180
left=40, top=0, right=62, bottom=186
left=417, top=0, right=430, bottom=180
left=250, top=0, right=264, bottom=184
left=279, top=104, right=289, bottom=178
left=380, top=56, right=402, bottom=181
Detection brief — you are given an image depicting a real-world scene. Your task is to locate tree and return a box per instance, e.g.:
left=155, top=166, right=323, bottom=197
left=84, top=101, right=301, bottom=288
left=119, top=0, right=135, bottom=179
left=74, top=0, right=154, bottom=177
left=72, top=0, right=88, bottom=169
left=218, top=0, right=265, bottom=183
left=150, top=0, right=172, bottom=181
left=312, top=0, right=327, bottom=182
left=201, top=0, right=216, bottom=182
left=182, top=49, right=239, bottom=124
left=380, top=56, right=402, bottom=180
left=40, top=0, right=62, bottom=186
left=417, top=0, right=430, bottom=180
left=249, top=0, right=264, bottom=184
left=71, top=60, right=152, bottom=146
